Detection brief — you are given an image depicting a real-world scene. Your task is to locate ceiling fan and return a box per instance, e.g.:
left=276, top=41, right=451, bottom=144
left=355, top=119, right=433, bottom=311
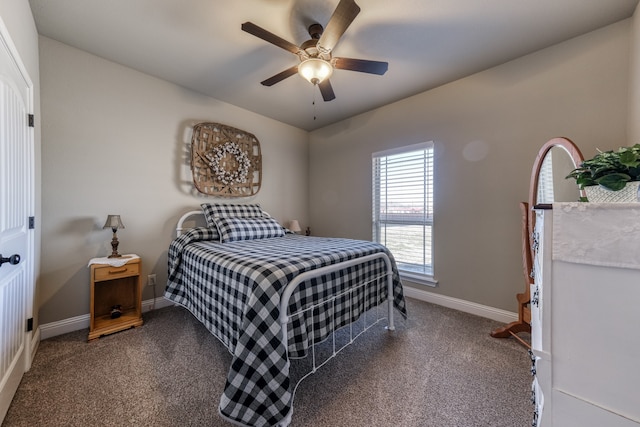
left=241, top=0, right=388, bottom=102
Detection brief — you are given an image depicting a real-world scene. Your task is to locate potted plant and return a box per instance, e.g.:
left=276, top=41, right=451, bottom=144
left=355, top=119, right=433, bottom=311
left=566, top=144, right=640, bottom=202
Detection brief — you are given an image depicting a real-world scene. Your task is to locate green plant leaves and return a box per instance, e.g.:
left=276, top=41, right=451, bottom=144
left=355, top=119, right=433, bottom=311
left=566, top=144, right=640, bottom=191
left=619, top=150, right=640, bottom=168
left=595, top=173, right=631, bottom=191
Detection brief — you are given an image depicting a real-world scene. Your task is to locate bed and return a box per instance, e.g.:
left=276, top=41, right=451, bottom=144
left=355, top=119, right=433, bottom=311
left=164, top=203, right=407, bottom=427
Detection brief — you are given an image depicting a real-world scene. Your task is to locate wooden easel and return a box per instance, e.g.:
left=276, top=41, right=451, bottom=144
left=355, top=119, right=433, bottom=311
left=490, top=202, right=532, bottom=348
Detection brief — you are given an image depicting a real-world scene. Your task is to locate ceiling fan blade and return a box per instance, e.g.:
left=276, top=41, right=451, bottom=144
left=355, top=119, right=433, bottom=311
left=317, top=0, right=361, bottom=53
left=260, top=65, right=299, bottom=86
left=334, top=57, right=388, bottom=75
left=242, top=22, right=302, bottom=55
left=318, top=79, right=336, bottom=102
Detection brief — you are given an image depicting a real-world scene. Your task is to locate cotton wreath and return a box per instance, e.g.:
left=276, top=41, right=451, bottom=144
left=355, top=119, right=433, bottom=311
left=207, top=141, right=251, bottom=185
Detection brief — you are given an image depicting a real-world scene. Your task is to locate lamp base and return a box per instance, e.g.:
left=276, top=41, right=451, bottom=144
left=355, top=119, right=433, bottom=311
left=109, top=233, right=122, bottom=258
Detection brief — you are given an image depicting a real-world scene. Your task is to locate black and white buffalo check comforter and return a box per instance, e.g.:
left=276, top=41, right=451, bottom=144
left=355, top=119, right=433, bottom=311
left=164, top=228, right=407, bottom=427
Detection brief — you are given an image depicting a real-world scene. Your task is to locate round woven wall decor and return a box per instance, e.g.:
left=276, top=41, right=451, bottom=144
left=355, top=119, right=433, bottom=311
left=191, top=123, right=262, bottom=197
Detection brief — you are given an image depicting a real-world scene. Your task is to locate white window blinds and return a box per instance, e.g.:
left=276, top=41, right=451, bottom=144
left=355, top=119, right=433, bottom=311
left=537, top=153, right=554, bottom=204
left=372, top=142, right=434, bottom=277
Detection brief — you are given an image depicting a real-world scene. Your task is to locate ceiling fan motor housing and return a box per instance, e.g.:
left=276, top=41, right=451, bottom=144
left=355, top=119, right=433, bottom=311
left=308, top=23, right=323, bottom=39
left=301, top=24, right=327, bottom=60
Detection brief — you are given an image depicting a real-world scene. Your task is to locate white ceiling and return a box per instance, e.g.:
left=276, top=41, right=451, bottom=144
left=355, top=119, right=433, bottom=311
left=29, top=0, right=639, bottom=131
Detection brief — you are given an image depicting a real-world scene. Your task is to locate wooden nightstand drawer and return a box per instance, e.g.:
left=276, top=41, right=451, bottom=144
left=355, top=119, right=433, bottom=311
left=94, top=262, right=140, bottom=282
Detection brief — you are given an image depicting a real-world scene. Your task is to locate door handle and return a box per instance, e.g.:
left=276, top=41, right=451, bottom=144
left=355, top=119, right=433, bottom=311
left=0, top=254, right=21, bottom=267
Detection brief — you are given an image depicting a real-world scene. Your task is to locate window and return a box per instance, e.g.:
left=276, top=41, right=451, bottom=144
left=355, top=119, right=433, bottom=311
left=372, top=142, right=435, bottom=284
left=537, top=153, right=554, bottom=203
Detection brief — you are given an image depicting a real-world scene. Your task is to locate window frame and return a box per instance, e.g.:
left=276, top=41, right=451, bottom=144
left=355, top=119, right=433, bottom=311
left=372, top=141, right=437, bottom=286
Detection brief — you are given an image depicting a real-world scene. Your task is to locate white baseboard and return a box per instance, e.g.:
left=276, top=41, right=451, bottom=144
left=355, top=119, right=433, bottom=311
left=39, top=313, right=89, bottom=340
left=38, top=291, right=516, bottom=340
left=403, top=286, right=518, bottom=324
left=29, top=328, right=40, bottom=361
left=23, top=328, right=42, bottom=372
left=39, top=297, right=175, bottom=340
left=141, top=296, right=176, bottom=313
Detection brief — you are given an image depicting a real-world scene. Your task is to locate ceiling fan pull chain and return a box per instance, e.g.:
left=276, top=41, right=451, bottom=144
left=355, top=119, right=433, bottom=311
left=313, top=87, right=317, bottom=121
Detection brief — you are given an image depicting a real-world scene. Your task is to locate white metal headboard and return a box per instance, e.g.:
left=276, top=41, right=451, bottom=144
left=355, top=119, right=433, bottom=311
left=176, top=210, right=205, bottom=237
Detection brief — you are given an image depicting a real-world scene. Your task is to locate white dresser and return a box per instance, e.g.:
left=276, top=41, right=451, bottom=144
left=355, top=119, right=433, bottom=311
left=530, top=204, right=640, bottom=427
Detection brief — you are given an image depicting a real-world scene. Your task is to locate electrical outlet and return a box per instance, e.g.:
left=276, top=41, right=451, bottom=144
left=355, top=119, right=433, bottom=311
left=148, top=274, right=156, bottom=287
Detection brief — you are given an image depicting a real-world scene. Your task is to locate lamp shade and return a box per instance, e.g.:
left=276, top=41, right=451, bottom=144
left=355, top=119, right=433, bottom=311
left=287, top=220, right=301, bottom=233
left=103, top=215, right=125, bottom=230
left=298, top=58, right=333, bottom=85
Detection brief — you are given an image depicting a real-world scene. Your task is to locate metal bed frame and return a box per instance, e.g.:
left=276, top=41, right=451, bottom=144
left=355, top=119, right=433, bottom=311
left=175, top=210, right=398, bottom=426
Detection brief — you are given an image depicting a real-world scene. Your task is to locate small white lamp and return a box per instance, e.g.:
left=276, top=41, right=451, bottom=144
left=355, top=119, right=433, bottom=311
left=287, top=220, right=301, bottom=234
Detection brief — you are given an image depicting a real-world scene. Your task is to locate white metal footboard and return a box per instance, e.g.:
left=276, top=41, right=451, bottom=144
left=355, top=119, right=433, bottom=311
left=278, top=252, right=396, bottom=426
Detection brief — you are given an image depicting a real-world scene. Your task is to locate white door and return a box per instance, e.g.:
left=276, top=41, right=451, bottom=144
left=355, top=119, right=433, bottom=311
left=0, top=18, right=35, bottom=423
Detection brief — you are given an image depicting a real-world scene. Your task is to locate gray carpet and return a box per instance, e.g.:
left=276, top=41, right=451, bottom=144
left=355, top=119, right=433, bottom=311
left=3, top=298, right=532, bottom=427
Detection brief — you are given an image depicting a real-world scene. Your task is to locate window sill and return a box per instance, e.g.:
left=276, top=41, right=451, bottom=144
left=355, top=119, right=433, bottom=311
left=399, top=271, right=438, bottom=287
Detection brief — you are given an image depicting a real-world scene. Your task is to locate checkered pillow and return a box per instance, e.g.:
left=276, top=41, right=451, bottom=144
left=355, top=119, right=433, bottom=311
left=214, top=216, right=285, bottom=243
left=201, top=203, right=266, bottom=229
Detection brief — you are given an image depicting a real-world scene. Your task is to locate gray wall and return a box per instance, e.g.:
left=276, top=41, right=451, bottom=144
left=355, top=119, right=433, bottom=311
left=37, top=37, right=309, bottom=324
left=308, top=20, right=631, bottom=312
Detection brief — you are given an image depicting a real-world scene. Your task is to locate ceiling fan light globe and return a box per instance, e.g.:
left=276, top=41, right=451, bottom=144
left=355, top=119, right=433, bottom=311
left=299, top=58, right=333, bottom=85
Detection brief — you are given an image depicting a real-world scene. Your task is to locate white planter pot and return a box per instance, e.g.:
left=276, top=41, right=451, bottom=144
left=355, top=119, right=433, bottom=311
left=584, top=181, right=640, bottom=203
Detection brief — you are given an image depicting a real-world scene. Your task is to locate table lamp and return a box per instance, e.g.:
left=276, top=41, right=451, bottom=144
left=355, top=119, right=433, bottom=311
left=103, top=214, right=125, bottom=258
left=287, top=220, right=301, bottom=234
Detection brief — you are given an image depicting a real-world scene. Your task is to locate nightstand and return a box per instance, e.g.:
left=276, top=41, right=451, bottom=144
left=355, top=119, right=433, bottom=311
left=88, top=255, right=143, bottom=341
